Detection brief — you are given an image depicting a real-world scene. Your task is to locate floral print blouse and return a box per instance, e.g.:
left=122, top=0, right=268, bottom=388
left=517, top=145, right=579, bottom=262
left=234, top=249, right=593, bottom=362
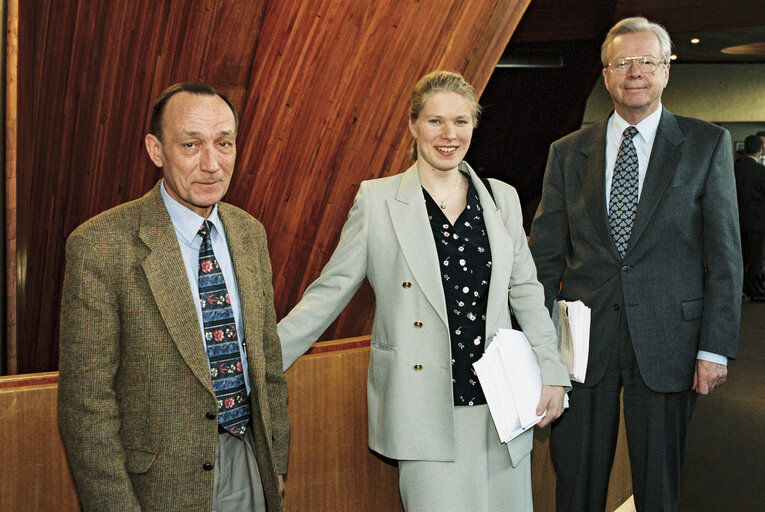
left=423, top=177, right=492, bottom=406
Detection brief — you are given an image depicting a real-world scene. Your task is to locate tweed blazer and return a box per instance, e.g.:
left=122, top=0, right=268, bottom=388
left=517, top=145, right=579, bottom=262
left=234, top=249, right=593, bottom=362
left=279, top=162, right=570, bottom=466
left=58, top=182, right=289, bottom=512
left=529, top=108, right=743, bottom=393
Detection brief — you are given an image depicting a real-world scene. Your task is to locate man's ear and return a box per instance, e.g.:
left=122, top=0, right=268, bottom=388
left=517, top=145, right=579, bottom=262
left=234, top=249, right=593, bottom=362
left=144, top=134, right=164, bottom=167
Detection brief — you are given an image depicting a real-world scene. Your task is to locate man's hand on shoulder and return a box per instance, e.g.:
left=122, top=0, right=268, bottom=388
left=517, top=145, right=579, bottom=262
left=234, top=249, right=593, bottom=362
left=693, top=359, right=727, bottom=395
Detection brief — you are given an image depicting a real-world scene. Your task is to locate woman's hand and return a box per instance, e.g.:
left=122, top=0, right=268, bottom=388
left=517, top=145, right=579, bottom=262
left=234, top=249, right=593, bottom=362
left=535, top=385, right=566, bottom=428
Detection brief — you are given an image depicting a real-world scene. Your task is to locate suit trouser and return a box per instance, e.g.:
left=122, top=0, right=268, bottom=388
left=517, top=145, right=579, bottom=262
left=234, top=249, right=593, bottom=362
left=211, top=427, right=266, bottom=512
left=741, top=231, right=765, bottom=298
left=550, top=318, right=696, bottom=512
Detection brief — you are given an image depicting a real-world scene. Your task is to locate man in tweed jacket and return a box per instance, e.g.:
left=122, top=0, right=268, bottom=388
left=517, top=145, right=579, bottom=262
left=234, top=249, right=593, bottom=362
left=57, top=82, right=289, bottom=512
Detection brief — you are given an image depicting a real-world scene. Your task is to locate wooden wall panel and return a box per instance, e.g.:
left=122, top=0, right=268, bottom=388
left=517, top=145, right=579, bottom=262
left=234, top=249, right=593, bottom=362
left=284, top=338, right=403, bottom=511
left=0, top=372, right=78, bottom=512
left=10, top=0, right=267, bottom=373
left=0, top=347, right=632, bottom=511
left=8, top=0, right=528, bottom=373
left=227, top=0, right=531, bottom=342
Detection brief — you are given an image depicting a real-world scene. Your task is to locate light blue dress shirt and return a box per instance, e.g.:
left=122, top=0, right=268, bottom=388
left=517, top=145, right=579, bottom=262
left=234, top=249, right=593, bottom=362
left=605, top=106, right=726, bottom=367
left=160, top=181, right=251, bottom=391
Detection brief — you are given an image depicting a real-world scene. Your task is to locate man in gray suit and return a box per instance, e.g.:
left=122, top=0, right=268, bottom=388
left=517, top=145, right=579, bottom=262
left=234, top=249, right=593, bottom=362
left=735, top=135, right=765, bottom=300
left=529, top=17, right=742, bottom=512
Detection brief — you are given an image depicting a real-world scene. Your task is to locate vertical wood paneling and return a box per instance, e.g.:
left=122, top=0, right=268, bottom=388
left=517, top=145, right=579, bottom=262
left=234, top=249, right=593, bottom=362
left=9, top=0, right=527, bottom=372
left=5, top=0, right=18, bottom=373
left=11, top=0, right=266, bottom=373
left=0, top=373, right=79, bottom=512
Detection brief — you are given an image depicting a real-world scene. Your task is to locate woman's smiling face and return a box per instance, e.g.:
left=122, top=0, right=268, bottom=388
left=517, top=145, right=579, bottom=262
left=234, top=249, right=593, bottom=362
left=409, top=91, right=474, bottom=174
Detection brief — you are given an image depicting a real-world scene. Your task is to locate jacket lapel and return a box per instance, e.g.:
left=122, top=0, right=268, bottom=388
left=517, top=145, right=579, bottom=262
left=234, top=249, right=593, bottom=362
left=577, top=120, right=621, bottom=259
left=628, top=109, right=684, bottom=251
left=462, top=163, right=513, bottom=339
left=139, top=184, right=215, bottom=396
left=387, top=164, right=449, bottom=328
left=220, top=205, right=266, bottom=385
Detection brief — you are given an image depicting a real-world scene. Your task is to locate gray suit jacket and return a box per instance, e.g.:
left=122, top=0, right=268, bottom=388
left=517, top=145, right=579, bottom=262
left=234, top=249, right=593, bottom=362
left=279, top=162, right=570, bottom=466
left=734, top=155, right=765, bottom=233
left=58, top=183, right=289, bottom=512
left=529, top=108, right=743, bottom=393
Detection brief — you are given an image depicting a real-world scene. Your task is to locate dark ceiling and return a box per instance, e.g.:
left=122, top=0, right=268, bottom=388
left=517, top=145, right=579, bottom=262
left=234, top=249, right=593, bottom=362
left=672, top=26, right=765, bottom=63
left=509, top=0, right=765, bottom=65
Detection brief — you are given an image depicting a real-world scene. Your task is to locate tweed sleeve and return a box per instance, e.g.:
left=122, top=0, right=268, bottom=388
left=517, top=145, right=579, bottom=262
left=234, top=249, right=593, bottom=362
left=57, top=229, right=142, bottom=512
left=258, top=230, right=291, bottom=475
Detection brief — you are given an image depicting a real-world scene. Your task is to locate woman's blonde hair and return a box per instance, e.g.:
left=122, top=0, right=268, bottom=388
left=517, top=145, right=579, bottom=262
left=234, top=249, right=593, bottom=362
left=408, top=71, right=481, bottom=162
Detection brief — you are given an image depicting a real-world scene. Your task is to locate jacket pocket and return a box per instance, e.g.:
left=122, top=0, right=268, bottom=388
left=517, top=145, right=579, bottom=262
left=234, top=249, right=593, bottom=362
left=681, top=298, right=704, bottom=320
left=124, top=447, right=157, bottom=474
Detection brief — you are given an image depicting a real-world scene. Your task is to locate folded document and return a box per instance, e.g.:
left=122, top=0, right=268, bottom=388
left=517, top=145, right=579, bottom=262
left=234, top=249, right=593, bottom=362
left=473, top=328, right=568, bottom=443
left=552, top=300, right=591, bottom=383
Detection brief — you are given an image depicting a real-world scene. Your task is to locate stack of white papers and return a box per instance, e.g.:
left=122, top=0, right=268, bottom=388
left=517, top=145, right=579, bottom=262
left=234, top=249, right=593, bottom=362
left=473, top=328, right=567, bottom=443
left=552, top=300, right=591, bottom=383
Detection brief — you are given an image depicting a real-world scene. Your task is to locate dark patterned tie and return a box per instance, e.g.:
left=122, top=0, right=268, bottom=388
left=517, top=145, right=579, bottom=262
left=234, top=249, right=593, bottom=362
left=608, top=126, right=639, bottom=257
left=198, top=220, right=250, bottom=438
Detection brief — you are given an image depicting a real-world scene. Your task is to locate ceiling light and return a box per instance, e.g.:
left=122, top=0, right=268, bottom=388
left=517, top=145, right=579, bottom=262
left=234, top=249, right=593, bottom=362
left=690, top=38, right=700, bottom=44
left=721, top=42, right=765, bottom=55
left=670, top=54, right=678, bottom=61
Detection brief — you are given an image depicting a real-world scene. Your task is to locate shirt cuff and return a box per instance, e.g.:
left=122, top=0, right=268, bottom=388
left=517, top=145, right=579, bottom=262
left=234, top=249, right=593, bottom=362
left=697, top=351, right=727, bottom=366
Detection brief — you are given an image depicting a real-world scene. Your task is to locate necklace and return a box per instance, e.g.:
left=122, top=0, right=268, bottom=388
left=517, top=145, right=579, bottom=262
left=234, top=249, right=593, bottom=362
left=428, top=179, right=461, bottom=210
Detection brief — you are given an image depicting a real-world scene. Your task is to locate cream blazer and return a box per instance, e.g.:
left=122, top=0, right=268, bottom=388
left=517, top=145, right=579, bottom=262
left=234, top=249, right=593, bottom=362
left=279, top=162, right=569, bottom=465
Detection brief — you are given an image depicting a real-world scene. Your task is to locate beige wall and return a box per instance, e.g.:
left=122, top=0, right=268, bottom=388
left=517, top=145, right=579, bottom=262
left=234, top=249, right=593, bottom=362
left=583, top=63, right=765, bottom=126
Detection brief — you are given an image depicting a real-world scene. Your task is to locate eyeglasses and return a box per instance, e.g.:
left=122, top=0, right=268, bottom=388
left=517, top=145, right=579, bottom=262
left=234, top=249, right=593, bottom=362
left=607, top=56, right=666, bottom=74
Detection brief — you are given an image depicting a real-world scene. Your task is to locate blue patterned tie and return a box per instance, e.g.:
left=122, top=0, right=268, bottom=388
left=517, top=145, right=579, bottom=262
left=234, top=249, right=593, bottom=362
left=198, top=220, right=250, bottom=438
left=608, top=126, right=639, bottom=257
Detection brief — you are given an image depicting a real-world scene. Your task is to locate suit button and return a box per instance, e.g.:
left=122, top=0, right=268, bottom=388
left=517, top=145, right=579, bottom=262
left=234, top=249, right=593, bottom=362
left=622, top=265, right=630, bottom=272
left=205, top=412, right=216, bottom=420
left=612, top=304, right=620, bottom=311
left=202, top=462, right=214, bottom=471
left=413, top=364, right=423, bottom=371
left=402, top=281, right=412, bottom=288
left=414, top=321, right=423, bottom=328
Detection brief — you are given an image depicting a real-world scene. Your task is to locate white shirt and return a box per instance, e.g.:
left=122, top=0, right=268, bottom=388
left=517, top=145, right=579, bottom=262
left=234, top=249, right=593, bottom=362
left=605, top=107, right=662, bottom=210
left=605, top=106, right=726, bottom=366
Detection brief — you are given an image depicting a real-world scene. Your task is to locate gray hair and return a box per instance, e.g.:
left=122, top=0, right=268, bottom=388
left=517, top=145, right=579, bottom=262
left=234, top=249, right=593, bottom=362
left=601, top=17, right=672, bottom=67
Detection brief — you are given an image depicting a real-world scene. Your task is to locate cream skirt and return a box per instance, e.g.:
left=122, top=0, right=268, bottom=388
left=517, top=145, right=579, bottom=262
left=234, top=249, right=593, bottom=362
left=397, top=404, right=532, bottom=512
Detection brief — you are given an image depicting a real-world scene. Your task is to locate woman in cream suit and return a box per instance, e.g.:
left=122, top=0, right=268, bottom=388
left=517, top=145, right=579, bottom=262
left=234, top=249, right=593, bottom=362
left=278, top=71, right=570, bottom=511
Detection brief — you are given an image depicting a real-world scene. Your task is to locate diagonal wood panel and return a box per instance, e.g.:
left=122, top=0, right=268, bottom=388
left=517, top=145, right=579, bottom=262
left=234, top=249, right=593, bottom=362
left=227, top=0, right=530, bottom=340
left=8, top=0, right=528, bottom=372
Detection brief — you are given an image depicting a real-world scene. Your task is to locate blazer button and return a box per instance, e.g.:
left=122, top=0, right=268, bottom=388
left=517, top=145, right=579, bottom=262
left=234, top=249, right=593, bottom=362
left=612, top=304, right=620, bottom=311
left=413, top=364, right=423, bottom=371
left=414, top=321, right=423, bottom=328
left=205, top=412, right=216, bottom=420
left=622, top=265, right=630, bottom=272
left=402, top=281, right=412, bottom=288
left=202, top=462, right=214, bottom=471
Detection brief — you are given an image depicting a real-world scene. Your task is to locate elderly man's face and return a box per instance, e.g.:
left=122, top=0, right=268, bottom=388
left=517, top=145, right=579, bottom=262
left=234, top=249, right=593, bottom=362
left=144, top=92, right=236, bottom=218
left=603, top=31, right=669, bottom=124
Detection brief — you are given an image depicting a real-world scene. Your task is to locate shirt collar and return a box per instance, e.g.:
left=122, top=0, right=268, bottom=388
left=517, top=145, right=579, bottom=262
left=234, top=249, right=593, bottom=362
left=611, top=104, right=663, bottom=147
left=160, top=180, right=222, bottom=245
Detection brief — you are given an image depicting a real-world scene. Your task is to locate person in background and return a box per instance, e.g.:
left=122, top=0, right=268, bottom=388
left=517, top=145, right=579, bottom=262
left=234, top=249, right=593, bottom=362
left=529, top=17, right=742, bottom=512
left=735, top=134, right=765, bottom=301
left=757, top=130, right=765, bottom=166
left=278, top=70, right=570, bottom=511
left=57, top=82, right=288, bottom=512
